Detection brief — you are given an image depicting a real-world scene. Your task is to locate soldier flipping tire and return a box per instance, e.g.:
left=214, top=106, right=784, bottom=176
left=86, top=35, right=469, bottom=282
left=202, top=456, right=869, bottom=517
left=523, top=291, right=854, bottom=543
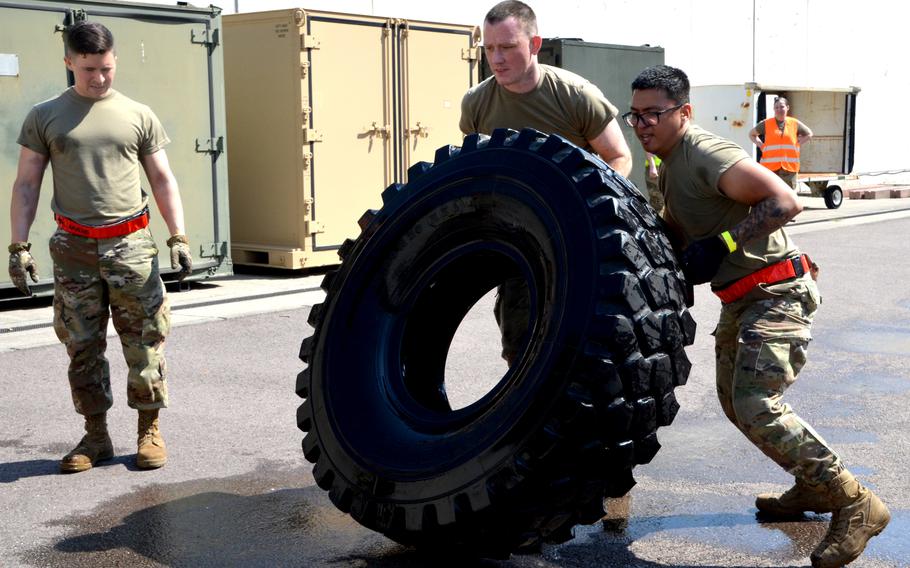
left=296, top=128, right=695, bottom=557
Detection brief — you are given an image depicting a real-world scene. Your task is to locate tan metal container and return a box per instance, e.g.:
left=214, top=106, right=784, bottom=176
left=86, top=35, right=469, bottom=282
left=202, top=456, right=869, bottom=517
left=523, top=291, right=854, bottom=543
left=223, top=9, right=479, bottom=269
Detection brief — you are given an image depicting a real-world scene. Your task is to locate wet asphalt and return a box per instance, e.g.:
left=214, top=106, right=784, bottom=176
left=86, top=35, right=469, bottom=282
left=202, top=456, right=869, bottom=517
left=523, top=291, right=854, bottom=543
left=1, top=199, right=909, bottom=568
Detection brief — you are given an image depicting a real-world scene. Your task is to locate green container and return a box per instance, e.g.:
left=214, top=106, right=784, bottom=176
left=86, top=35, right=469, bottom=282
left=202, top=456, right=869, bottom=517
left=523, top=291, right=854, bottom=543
left=0, top=0, right=231, bottom=299
left=537, top=39, right=664, bottom=193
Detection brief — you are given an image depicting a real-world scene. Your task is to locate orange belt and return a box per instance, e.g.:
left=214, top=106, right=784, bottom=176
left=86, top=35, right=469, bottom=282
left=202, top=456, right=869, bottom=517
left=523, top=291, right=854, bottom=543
left=55, top=207, right=149, bottom=239
left=713, top=254, right=811, bottom=304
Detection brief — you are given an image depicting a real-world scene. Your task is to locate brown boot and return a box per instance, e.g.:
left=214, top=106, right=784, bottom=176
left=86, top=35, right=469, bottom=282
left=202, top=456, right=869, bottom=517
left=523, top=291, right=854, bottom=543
left=60, top=413, right=114, bottom=473
left=810, top=470, right=890, bottom=568
left=136, top=409, right=167, bottom=469
left=756, top=477, right=834, bottom=518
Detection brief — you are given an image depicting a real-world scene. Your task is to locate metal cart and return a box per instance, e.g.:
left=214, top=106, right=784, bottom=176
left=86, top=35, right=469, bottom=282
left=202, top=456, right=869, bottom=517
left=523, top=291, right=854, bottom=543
left=797, top=172, right=858, bottom=209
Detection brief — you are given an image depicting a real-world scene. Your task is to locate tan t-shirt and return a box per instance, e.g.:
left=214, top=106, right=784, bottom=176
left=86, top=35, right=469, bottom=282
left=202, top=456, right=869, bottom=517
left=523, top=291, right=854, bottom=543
left=17, top=87, right=170, bottom=225
left=459, top=64, right=617, bottom=149
left=660, top=125, right=799, bottom=286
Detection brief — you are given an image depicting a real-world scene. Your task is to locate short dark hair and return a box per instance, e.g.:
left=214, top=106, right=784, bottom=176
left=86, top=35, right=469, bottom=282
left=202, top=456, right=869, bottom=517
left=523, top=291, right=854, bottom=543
left=774, top=96, right=789, bottom=106
left=631, top=65, right=690, bottom=104
left=485, top=1, right=538, bottom=36
left=64, top=21, right=115, bottom=56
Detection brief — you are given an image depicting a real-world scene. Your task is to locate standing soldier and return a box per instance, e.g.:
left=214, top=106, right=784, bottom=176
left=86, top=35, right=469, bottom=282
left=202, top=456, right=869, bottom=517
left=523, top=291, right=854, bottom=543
left=627, top=64, right=888, bottom=568
left=8, top=20, right=192, bottom=472
left=460, top=0, right=633, bottom=365
left=749, top=96, right=813, bottom=190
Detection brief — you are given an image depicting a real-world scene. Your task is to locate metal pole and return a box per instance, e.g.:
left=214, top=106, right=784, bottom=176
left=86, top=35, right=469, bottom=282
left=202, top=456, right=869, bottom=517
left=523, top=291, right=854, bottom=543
left=234, top=0, right=239, bottom=14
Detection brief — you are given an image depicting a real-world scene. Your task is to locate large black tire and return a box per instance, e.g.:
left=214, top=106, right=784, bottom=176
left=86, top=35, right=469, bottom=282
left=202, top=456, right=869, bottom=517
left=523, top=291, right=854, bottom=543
left=296, top=128, right=695, bottom=557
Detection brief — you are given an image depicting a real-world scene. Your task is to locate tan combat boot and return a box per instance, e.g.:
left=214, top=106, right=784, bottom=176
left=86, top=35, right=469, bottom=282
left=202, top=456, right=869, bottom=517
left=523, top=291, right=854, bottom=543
left=136, top=409, right=167, bottom=469
left=60, top=413, right=114, bottom=473
left=756, top=477, right=834, bottom=518
left=810, top=470, right=890, bottom=568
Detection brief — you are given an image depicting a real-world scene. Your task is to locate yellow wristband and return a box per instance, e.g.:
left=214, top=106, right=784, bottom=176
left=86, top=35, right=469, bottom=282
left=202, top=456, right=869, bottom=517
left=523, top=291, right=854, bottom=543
left=719, top=231, right=737, bottom=253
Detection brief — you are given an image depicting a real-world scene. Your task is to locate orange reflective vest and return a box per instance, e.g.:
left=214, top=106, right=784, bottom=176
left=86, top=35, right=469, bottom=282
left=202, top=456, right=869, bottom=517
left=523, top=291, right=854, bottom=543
left=760, top=117, right=800, bottom=173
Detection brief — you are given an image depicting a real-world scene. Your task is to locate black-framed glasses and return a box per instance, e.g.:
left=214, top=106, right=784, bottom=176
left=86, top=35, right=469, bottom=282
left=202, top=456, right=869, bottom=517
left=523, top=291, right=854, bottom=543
left=622, top=103, right=684, bottom=127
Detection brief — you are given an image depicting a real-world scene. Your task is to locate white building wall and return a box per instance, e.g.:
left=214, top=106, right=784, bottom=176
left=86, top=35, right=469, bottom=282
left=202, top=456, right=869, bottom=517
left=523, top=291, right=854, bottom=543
left=142, top=0, right=905, bottom=180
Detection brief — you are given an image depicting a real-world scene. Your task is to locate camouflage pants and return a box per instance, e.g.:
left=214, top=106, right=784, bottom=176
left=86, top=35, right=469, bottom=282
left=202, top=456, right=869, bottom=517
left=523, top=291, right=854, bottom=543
left=715, top=273, right=842, bottom=485
left=49, top=228, right=170, bottom=416
left=773, top=168, right=799, bottom=190
left=494, top=277, right=530, bottom=363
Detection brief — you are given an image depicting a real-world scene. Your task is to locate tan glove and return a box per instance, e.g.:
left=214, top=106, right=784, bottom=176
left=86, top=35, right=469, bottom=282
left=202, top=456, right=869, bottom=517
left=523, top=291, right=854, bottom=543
left=166, top=234, right=193, bottom=281
left=8, top=242, right=39, bottom=296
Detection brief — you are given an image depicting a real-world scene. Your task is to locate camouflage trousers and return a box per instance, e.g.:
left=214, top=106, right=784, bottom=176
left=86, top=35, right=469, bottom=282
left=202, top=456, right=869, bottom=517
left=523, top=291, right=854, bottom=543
left=49, top=228, right=170, bottom=416
left=773, top=168, right=799, bottom=190
left=714, top=273, right=842, bottom=485
left=494, top=277, right=530, bottom=363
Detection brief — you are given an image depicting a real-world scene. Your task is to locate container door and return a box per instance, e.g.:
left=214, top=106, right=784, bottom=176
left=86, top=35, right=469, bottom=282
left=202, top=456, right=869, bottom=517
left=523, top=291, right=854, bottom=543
left=0, top=5, right=71, bottom=294
left=92, top=13, right=223, bottom=273
left=399, top=22, right=479, bottom=178
left=306, top=14, right=393, bottom=251
left=843, top=92, right=856, bottom=173
left=768, top=90, right=849, bottom=175
left=541, top=40, right=664, bottom=193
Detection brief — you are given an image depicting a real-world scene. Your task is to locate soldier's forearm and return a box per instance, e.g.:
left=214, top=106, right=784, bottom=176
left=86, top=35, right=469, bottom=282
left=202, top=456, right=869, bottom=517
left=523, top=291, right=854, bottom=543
left=729, top=196, right=798, bottom=246
left=10, top=182, right=40, bottom=242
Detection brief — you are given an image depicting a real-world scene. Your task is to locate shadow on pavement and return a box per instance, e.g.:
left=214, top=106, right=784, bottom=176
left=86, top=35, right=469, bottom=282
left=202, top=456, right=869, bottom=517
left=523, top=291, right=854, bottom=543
left=0, top=452, right=151, bottom=483
left=0, top=457, right=60, bottom=482
left=23, top=468, right=832, bottom=568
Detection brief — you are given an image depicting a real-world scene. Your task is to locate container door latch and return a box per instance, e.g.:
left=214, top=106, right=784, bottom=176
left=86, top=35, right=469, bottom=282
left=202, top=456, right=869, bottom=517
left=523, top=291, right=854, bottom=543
left=191, top=27, right=220, bottom=51
left=195, top=136, right=224, bottom=156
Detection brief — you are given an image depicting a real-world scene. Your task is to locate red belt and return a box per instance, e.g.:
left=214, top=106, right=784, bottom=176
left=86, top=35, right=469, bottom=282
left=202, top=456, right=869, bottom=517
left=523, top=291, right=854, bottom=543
left=713, top=254, right=811, bottom=304
left=55, top=207, right=149, bottom=239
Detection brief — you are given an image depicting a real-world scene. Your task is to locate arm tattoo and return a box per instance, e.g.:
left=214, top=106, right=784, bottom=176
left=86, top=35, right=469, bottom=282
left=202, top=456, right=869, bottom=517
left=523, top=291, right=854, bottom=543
left=729, top=196, right=794, bottom=245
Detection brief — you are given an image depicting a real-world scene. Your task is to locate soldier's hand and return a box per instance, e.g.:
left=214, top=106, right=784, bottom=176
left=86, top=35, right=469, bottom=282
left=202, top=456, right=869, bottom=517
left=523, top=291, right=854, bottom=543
left=8, top=242, right=39, bottom=296
left=680, top=232, right=735, bottom=285
left=166, top=234, right=193, bottom=281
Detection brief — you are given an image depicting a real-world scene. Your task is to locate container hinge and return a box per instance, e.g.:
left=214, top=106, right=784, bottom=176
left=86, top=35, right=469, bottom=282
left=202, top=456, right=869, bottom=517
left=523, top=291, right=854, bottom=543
left=54, top=9, right=86, bottom=33
left=191, top=27, right=220, bottom=49
left=303, top=129, right=323, bottom=144
left=195, top=136, right=224, bottom=155
left=302, top=151, right=312, bottom=170
left=301, top=34, right=320, bottom=50
left=199, top=241, right=228, bottom=259
left=461, top=46, right=482, bottom=61
left=308, top=220, right=325, bottom=235
left=302, top=198, right=324, bottom=235
left=300, top=61, right=310, bottom=79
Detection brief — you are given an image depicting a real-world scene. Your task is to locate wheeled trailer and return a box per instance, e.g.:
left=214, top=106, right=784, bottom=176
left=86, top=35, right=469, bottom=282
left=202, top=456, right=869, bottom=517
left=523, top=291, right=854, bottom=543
left=691, top=83, right=860, bottom=211
left=798, top=172, right=858, bottom=209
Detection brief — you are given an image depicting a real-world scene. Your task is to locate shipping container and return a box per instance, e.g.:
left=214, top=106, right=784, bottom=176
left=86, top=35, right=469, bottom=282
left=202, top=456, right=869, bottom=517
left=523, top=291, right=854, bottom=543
left=535, top=39, right=665, bottom=193
left=223, top=9, right=480, bottom=269
left=691, top=83, right=860, bottom=208
left=0, top=0, right=232, bottom=299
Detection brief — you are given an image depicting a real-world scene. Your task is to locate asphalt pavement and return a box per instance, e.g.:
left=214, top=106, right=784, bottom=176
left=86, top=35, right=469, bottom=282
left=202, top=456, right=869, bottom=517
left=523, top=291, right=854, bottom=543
left=1, top=194, right=909, bottom=567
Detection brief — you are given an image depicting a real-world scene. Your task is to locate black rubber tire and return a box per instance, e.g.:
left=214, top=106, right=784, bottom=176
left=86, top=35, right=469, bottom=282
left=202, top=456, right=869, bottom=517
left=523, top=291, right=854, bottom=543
left=824, top=185, right=843, bottom=209
left=296, top=128, right=695, bottom=558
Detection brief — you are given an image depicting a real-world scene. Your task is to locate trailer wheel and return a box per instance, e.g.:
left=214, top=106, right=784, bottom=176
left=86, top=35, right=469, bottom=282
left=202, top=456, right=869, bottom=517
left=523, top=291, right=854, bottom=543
left=296, top=128, right=695, bottom=558
left=824, top=185, right=844, bottom=209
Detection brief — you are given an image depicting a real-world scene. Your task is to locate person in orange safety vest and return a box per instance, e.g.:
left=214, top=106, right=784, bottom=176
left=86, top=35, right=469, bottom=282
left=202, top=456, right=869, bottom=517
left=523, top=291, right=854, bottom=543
left=749, top=96, right=813, bottom=190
